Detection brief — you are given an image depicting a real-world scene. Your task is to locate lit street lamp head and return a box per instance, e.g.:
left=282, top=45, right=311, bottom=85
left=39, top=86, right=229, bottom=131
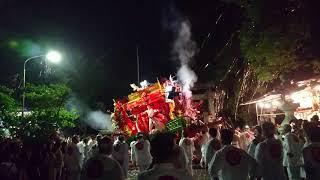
left=46, top=51, right=62, bottom=64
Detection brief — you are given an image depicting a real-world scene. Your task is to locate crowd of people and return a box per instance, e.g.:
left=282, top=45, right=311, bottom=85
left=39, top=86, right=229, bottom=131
left=0, top=115, right=320, bottom=180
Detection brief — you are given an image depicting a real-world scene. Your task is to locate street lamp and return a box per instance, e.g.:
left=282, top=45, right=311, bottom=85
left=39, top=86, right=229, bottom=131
left=22, top=51, right=62, bottom=117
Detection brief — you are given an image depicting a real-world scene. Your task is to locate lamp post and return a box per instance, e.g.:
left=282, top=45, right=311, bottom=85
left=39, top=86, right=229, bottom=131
left=22, top=51, right=62, bottom=117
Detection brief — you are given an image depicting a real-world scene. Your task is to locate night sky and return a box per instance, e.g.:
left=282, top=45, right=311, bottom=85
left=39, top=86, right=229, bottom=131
left=0, top=0, right=279, bottom=108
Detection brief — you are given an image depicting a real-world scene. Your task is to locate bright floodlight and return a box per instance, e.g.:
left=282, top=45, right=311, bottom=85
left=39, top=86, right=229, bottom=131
left=46, top=51, right=62, bottom=63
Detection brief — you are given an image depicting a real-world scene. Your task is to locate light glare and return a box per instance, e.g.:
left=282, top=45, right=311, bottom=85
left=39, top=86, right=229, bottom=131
left=46, top=51, right=62, bottom=64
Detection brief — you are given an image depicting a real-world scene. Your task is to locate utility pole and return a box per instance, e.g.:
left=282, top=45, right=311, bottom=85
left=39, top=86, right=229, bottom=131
left=136, top=45, right=140, bottom=85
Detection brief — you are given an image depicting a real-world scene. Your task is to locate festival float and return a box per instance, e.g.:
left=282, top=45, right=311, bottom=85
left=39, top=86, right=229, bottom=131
left=112, top=77, right=203, bottom=137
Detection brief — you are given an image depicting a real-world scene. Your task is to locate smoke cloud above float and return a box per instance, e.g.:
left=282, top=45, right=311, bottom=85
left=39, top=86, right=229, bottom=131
left=173, top=20, right=198, bottom=98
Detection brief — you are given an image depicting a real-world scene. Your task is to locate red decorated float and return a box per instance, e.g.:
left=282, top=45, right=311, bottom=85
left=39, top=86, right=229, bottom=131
left=112, top=77, right=203, bottom=137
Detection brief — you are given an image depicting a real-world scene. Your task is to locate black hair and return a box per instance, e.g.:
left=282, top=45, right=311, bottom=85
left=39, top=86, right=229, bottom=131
left=182, top=130, right=188, bottom=138
left=262, top=121, right=275, bottom=138
left=83, top=137, right=89, bottom=144
left=309, top=124, right=320, bottom=142
left=208, top=128, right=218, bottom=138
left=98, top=136, right=113, bottom=155
left=150, top=132, right=175, bottom=162
left=72, top=135, right=79, bottom=144
left=118, top=135, right=125, bottom=142
left=311, top=115, right=319, bottom=122
left=220, top=129, right=234, bottom=145
left=254, top=125, right=262, bottom=134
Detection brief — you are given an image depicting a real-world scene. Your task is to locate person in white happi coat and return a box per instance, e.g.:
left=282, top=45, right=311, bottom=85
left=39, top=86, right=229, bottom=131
left=238, top=125, right=254, bottom=151
left=83, top=138, right=91, bottom=164
left=81, top=136, right=125, bottom=180
left=86, top=136, right=98, bottom=159
left=200, top=130, right=209, bottom=167
left=112, top=135, right=129, bottom=178
left=302, top=124, right=320, bottom=180
left=247, top=125, right=263, bottom=158
left=209, top=129, right=257, bottom=180
left=132, top=133, right=153, bottom=172
left=205, top=127, right=221, bottom=167
left=172, top=136, right=187, bottom=170
left=64, top=136, right=81, bottom=180
left=130, top=138, right=136, bottom=162
left=137, top=132, right=193, bottom=180
left=179, top=130, right=195, bottom=175
left=282, top=124, right=303, bottom=180
left=255, top=122, right=286, bottom=180
left=77, top=138, right=85, bottom=169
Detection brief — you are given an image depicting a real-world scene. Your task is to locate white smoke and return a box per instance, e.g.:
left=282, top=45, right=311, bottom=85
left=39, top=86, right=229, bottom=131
left=173, top=21, right=197, bottom=98
left=67, top=95, right=114, bottom=131
left=85, top=111, right=114, bottom=131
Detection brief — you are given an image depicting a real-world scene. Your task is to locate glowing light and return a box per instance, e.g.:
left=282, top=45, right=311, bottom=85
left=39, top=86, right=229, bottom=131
left=264, top=103, right=271, bottom=109
left=258, top=102, right=264, bottom=108
left=290, top=91, right=313, bottom=108
left=315, top=85, right=320, bottom=91
left=46, top=51, right=62, bottom=64
left=258, top=102, right=271, bottom=109
left=271, top=101, right=281, bottom=107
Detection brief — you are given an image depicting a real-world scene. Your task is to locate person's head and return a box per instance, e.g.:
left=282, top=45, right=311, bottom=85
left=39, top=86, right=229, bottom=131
left=283, top=124, right=292, bottom=134
left=72, top=135, right=80, bottom=144
left=97, top=135, right=102, bottom=142
left=220, top=129, right=234, bottom=145
left=253, top=125, right=262, bottom=138
left=118, top=135, right=125, bottom=142
left=262, top=122, right=276, bottom=138
left=137, top=133, right=144, bottom=140
left=236, top=120, right=245, bottom=131
left=83, top=137, right=89, bottom=145
left=150, top=132, right=175, bottom=163
left=308, top=124, right=320, bottom=143
left=208, top=128, right=218, bottom=138
left=91, top=135, right=97, bottom=141
left=311, top=115, right=319, bottom=122
left=98, top=136, right=113, bottom=155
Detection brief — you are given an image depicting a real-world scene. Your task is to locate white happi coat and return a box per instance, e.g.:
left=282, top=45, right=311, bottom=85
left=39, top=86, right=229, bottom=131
left=239, top=131, right=252, bottom=151
left=179, top=137, right=194, bottom=163
left=130, top=140, right=136, bottom=163
left=283, top=132, right=303, bottom=167
left=64, top=143, right=81, bottom=180
left=131, top=139, right=152, bottom=167
left=255, top=138, right=286, bottom=180
left=112, top=140, right=129, bottom=177
left=302, top=142, right=320, bottom=180
left=247, top=138, right=260, bottom=158
left=200, top=133, right=209, bottom=156
left=172, top=145, right=187, bottom=170
left=204, top=138, right=221, bottom=166
left=77, top=141, right=85, bottom=168
left=137, top=163, right=193, bottom=180
left=208, top=145, right=257, bottom=180
left=179, top=137, right=194, bottom=175
left=81, top=153, right=124, bottom=180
